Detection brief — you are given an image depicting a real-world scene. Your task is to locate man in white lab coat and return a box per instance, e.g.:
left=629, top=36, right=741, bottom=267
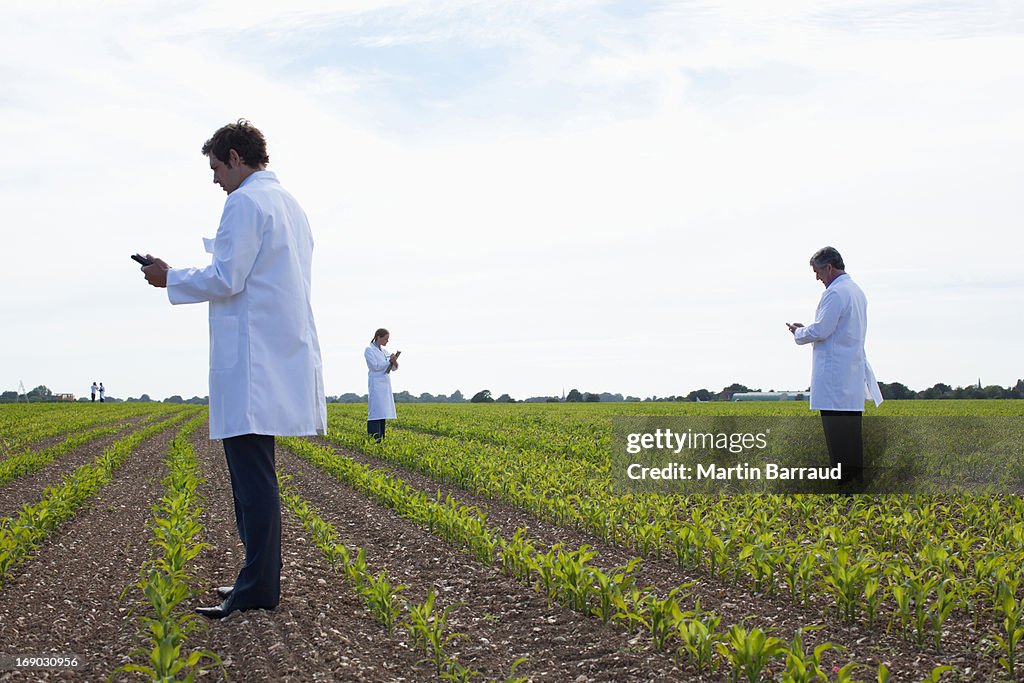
left=142, top=119, right=326, bottom=618
left=787, top=247, right=883, bottom=489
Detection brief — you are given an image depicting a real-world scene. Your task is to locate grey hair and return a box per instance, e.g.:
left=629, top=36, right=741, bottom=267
left=809, top=246, right=844, bottom=270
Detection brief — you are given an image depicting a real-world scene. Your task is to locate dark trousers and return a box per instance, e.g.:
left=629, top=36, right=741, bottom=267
left=367, top=419, right=386, bottom=442
left=223, top=434, right=281, bottom=609
left=820, top=410, right=863, bottom=486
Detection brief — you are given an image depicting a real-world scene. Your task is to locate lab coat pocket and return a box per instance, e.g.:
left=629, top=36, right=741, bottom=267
left=210, top=316, right=239, bottom=370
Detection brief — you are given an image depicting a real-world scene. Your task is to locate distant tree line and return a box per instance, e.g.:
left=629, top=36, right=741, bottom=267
left=0, top=386, right=209, bottom=404
left=877, top=380, right=1024, bottom=401
left=3, top=380, right=1022, bottom=404
left=627, top=380, right=1024, bottom=402
left=326, top=390, right=468, bottom=404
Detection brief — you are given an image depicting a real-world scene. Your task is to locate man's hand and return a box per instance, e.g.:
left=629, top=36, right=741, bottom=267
left=142, top=255, right=170, bottom=288
left=786, top=322, right=804, bottom=334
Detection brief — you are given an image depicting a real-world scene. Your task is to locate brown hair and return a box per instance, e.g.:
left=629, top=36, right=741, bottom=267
left=372, top=328, right=389, bottom=343
left=201, top=119, right=270, bottom=168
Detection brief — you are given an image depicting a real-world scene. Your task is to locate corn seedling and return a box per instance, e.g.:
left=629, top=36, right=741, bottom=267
left=676, top=603, right=722, bottom=675
left=717, top=625, right=788, bottom=683
left=406, top=590, right=464, bottom=675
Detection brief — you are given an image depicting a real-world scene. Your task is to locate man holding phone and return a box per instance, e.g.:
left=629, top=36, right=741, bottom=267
left=788, top=246, right=883, bottom=491
left=140, top=119, right=326, bottom=618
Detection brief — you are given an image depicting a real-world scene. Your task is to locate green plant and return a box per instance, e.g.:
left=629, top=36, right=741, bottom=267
left=641, top=586, right=685, bottom=651
left=119, top=416, right=221, bottom=682
left=676, top=603, right=722, bottom=675
left=994, top=590, right=1024, bottom=675
left=717, top=625, right=788, bottom=683
left=499, top=657, right=529, bottom=683
left=779, top=626, right=832, bottom=683
left=406, top=590, right=464, bottom=674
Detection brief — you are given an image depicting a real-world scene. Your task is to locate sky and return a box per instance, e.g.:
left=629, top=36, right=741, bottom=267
left=1, top=0, right=1022, bottom=402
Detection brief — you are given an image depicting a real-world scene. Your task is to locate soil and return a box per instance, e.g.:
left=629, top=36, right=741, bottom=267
left=0, top=426, right=140, bottom=520
left=305, top=433, right=1012, bottom=683
left=0, top=425, right=174, bottom=681
left=0, top=419, right=1012, bottom=682
left=274, top=439, right=693, bottom=682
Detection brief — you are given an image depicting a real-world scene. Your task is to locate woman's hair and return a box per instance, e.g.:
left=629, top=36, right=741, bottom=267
left=372, top=328, right=389, bottom=343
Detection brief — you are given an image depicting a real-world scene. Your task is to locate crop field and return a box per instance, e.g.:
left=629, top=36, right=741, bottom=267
left=1, top=400, right=1023, bottom=682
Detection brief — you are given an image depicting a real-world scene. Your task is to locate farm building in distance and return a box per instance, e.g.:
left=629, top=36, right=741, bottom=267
left=732, top=391, right=806, bottom=402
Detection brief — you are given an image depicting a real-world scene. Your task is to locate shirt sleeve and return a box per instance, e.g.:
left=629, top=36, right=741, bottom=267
left=794, top=287, right=842, bottom=345
left=166, top=194, right=263, bottom=305
left=365, top=346, right=391, bottom=371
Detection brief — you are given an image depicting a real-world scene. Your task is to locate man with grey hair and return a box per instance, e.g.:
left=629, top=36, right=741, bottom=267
left=787, top=247, right=882, bottom=490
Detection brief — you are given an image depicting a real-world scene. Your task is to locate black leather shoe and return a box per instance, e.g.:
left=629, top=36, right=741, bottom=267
left=195, top=600, right=234, bottom=619
left=216, top=586, right=234, bottom=599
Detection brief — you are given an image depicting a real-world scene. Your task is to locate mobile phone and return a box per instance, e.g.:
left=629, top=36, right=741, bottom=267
left=131, top=253, right=153, bottom=267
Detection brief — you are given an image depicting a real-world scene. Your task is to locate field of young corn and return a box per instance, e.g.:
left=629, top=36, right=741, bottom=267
left=0, top=400, right=1022, bottom=682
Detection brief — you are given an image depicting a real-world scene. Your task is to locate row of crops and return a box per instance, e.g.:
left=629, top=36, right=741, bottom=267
left=319, top=400, right=1024, bottom=681
left=0, top=404, right=481, bottom=679
left=1, top=401, right=1022, bottom=681
left=0, top=406, right=199, bottom=585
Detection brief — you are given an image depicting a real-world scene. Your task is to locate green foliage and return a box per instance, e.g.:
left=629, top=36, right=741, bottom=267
left=119, top=414, right=221, bottom=682
left=279, top=480, right=474, bottom=679
left=292, top=401, right=1024, bottom=678
left=676, top=603, right=723, bottom=675
left=779, top=626, right=832, bottom=683
left=0, top=408, right=198, bottom=587
left=717, top=625, right=789, bottom=683
left=406, top=591, right=465, bottom=674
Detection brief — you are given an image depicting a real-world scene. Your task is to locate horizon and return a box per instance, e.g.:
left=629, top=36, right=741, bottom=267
left=7, top=376, right=1021, bottom=405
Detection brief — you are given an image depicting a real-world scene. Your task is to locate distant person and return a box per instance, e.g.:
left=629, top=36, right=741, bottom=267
left=98, top=383, right=105, bottom=403
left=139, top=119, right=326, bottom=619
left=365, top=328, right=398, bottom=441
left=91, top=382, right=98, bottom=402
left=787, top=247, right=883, bottom=489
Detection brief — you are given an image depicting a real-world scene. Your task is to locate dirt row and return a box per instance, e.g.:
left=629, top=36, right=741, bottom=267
left=309, top=431, right=1001, bottom=682
left=2, top=419, right=695, bottom=682
left=182, top=424, right=439, bottom=682
left=0, top=425, right=175, bottom=681
left=0, top=421, right=440, bottom=682
left=0, top=424, right=142, bottom=520
left=274, top=439, right=691, bottom=682
left=0, top=415, right=1001, bottom=682
left=0, top=410, right=157, bottom=463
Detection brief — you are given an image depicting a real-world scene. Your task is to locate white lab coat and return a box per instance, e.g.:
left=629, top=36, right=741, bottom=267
left=167, top=171, right=327, bottom=440
left=794, top=273, right=883, bottom=411
left=365, top=343, right=396, bottom=420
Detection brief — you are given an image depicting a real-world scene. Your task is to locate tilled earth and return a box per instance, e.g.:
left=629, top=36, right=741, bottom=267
left=0, top=422, right=692, bottom=682
left=0, top=424, right=173, bottom=681
left=303, top=432, right=1011, bottom=683
left=0, top=420, right=1011, bottom=682
left=0, top=422, right=141, bottom=520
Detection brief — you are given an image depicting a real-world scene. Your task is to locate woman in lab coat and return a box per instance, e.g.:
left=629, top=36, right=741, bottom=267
left=365, top=328, right=398, bottom=441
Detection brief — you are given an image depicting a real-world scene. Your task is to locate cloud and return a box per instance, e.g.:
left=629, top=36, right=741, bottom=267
left=1, top=1, right=1021, bottom=400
